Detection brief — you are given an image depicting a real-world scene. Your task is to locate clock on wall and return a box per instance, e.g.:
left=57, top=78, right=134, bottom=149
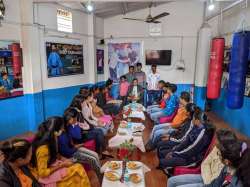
left=0, top=0, right=5, bottom=20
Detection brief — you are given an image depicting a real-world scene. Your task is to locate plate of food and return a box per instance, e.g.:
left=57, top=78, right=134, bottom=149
left=129, top=173, right=142, bottom=184
left=118, top=129, right=127, bottom=136
left=127, top=161, right=141, bottom=170
left=104, top=171, right=120, bottom=181
left=132, top=132, right=142, bottom=137
left=132, top=125, right=144, bottom=131
left=108, top=162, right=121, bottom=170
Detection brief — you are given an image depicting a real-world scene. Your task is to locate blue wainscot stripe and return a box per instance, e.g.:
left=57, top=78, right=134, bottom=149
left=0, top=93, right=44, bottom=140
left=194, top=86, right=207, bottom=110
left=211, top=89, right=250, bottom=137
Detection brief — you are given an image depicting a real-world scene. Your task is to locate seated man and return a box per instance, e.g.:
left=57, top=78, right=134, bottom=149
left=157, top=107, right=215, bottom=175
left=149, top=84, right=178, bottom=124
left=127, top=78, right=144, bottom=104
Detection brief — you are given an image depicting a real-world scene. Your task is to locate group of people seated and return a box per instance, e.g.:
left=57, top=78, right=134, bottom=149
left=145, top=80, right=250, bottom=187
left=0, top=77, right=250, bottom=187
left=0, top=83, right=123, bottom=187
left=118, top=63, right=162, bottom=106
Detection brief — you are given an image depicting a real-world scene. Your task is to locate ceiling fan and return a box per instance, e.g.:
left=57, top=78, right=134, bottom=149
left=123, top=3, right=170, bottom=24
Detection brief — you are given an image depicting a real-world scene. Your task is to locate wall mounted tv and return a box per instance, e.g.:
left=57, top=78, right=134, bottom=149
left=145, top=50, right=172, bottom=65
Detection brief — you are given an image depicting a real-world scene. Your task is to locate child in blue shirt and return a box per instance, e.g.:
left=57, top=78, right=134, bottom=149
left=150, top=84, right=179, bottom=124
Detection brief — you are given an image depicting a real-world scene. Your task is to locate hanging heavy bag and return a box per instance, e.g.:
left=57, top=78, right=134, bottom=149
left=207, top=38, right=225, bottom=99
left=227, top=32, right=250, bottom=109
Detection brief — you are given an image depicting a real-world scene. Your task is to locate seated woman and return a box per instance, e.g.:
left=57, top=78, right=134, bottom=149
left=64, top=107, right=112, bottom=159
left=94, top=86, right=117, bottom=115
left=81, top=90, right=113, bottom=135
left=157, top=107, right=215, bottom=175
left=167, top=129, right=235, bottom=187
left=105, top=79, right=122, bottom=105
left=70, top=94, right=108, bottom=154
left=30, top=117, right=91, bottom=187
left=57, top=114, right=102, bottom=182
left=89, top=90, right=113, bottom=126
left=0, top=139, right=41, bottom=187
left=150, top=84, right=179, bottom=124
left=168, top=129, right=250, bottom=187
left=127, top=78, right=144, bottom=104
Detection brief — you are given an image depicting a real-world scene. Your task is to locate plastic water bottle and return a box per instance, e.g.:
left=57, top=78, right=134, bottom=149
left=124, top=168, right=130, bottom=185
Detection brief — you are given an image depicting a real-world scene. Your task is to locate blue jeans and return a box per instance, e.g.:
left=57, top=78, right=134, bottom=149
left=167, top=174, right=204, bottom=187
left=150, top=110, right=165, bottom=124
left=150, top=124, right=176, bottom=144
left=147, top=90, right=162, bottom=106
left=147, top=105, right=161, bottom=113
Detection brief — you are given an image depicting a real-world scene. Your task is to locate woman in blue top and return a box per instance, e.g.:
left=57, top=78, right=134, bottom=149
left=58, top=113, right=102, bottom=182
left=150, top=84, right=179, bottom=124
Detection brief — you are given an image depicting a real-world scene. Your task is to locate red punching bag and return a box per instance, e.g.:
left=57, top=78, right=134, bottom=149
left=207, top=38, right=225, bottom=99
left=11, top=43, right=22, bottom=78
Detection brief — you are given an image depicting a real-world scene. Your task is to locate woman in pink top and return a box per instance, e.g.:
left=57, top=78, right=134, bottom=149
left=119, top=75, right=130, bottom=105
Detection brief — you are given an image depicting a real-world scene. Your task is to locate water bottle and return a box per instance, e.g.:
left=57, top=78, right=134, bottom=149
left=124, top=168, right=130, bottom=185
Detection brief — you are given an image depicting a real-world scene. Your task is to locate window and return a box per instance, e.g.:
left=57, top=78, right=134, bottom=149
left=57, top=9, right=72, bottom=33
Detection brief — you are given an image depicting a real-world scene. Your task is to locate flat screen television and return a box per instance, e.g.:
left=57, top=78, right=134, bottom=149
left=145, top=50, right=172, bottom=65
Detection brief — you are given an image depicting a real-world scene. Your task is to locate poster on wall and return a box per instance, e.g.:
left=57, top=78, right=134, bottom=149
left=108, top=42, right=141, bottom=82
left=96, top=49, right=104, bottom=74
left=221, top=46, right=231, bottom=92
left=0, top=41, right=23, bottom=99
left=46, top=42, right=84, bottom=78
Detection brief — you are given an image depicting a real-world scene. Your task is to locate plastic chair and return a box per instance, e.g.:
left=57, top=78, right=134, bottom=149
left=159, top=107, right=178, bottom=124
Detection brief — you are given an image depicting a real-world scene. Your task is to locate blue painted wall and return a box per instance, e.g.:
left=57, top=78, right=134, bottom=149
left=0, top=81, right=194, bottom=140
left=193, top=86, right=207, bottom=110
left=211, top=89, right=250, bottom=137
left=0, top=93, right=44, bottom=140
left=0, top=82, right=108, bottom=140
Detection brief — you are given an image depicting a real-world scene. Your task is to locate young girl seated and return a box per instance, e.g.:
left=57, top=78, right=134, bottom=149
left=30, top=117, right=91, bottom=187
left=70, top=94, right=106, bottom=154
left=57, top=114, right=102, bottom=182
left=150, top=84, right=179, bottom=124
left=0, top=139, right=41, bottom=187
left=157, top=107, right=215, bottom=175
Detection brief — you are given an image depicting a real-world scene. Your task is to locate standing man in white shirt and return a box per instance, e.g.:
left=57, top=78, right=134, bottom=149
left=147, top=64, right=161, bottom=106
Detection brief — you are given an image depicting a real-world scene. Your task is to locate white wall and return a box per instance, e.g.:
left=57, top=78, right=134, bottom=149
left=104, top=1, right=204, bottom=84
left=0, top=0, right=100, bottom=94
left=0, top=0, right=21, bottom=41
left=36, top=3, right=94, bottom=90
left=208, top=2, right=250, bottom=45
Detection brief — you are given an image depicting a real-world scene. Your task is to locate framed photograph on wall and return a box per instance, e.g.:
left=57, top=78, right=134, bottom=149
left=0, top=41, right=23, bottom=100
left=46, top=42, right=84, bottom=78
left=108, top=42, right=141, bottom=82
left=96, top=49, right=104, bottom=74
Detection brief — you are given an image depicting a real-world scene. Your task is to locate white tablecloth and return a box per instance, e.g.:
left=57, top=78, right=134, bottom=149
left=108, top=122, right=146, bottom=152
left=101, top=161, right=150, bottom=187
left=123, top=103, right=146, bottom=120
